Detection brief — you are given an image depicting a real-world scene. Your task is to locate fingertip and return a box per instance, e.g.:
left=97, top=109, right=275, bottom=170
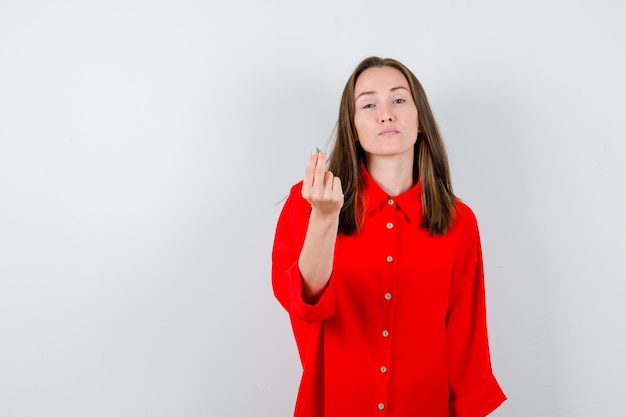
left=311, top=146, right=318, bottom=155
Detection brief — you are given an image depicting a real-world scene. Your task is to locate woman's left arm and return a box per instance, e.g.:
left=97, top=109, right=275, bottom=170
left=446, top=206, right=506, bottom=417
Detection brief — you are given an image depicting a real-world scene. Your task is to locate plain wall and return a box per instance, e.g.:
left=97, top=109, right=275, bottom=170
left=1, top=1, right=625, bottom=416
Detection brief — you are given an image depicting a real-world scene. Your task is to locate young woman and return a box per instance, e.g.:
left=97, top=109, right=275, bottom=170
left=272, top=56, right=506, bottom=417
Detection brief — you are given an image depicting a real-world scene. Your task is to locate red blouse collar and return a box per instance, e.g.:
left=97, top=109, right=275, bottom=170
left=361, top=164, right=422, bottom=223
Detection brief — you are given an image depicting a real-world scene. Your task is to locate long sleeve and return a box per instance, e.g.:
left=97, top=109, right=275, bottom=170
left=446, top=205, right=506, bottom=417
left=272, top=182, right=335, bottom=324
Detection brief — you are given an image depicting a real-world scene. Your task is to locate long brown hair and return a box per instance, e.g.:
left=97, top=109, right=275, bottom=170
left=328, top=56, right=456, bottom=236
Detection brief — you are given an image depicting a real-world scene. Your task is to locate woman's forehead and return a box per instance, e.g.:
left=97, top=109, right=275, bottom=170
left=354, top=66, right=410, bottom=96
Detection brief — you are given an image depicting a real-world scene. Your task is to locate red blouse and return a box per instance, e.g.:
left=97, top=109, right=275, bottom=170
left=272, top=168, right=506, bottom=417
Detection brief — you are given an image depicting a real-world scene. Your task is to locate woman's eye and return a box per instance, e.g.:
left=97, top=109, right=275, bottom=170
left=362, top=103, right=374, bottom=109
left=394, top=98, right=406, bottom=104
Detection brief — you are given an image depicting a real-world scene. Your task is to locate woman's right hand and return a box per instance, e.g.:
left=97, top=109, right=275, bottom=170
left=301, top=148, right=344, bottom=217
left=298, top=148, right=343, bottom=302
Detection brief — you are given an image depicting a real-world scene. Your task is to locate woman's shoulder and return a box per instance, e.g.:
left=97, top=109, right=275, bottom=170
left=288, top=180, right=304, bottom=196
left=287, top=181, right=307, bottom=205
left=283, top=180, right=311, bottom=212
left=275, top=181, right=311, bottom=233
left=452, top=199, right=479, bottom=233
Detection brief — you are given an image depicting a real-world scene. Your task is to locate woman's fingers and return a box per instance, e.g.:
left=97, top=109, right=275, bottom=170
left=313, top=148, right=326, bottom=188
left=332, top=176, right=342, bottom=196
left=304, top=147, right=326, bottom=188
left=323, top=171, right=343, bottom=198
left=301, top=148, right=343, bottom=215
left=304, top=148, right=318, bottom=188
left=304, top=147, right=326, bottom=190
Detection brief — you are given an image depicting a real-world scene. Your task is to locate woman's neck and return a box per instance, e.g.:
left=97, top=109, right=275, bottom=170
left=365, top=154, right=415, bottom=197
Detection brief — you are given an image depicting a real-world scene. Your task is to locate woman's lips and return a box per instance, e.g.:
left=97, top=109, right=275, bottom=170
left=379, top=129, right=399, bottom=137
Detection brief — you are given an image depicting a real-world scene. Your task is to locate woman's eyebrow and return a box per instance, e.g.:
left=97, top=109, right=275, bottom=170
left=355, top=86, right=409, bottom=101
left=355, top=90, right=375, bottom=101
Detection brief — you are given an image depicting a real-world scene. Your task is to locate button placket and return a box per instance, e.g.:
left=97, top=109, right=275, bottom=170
left=375, top=196, right=397, bottom=415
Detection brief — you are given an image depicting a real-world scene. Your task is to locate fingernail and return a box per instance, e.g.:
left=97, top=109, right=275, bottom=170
left=311, top=146, right=318, bottom=155
left=320, top=145, right=327, bottom=153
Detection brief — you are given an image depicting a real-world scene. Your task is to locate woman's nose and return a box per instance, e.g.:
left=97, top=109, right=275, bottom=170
left=379, top=104, right=393, bottom=122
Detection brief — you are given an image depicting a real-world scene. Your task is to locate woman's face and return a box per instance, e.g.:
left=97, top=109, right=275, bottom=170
left=353, top=66, right=419, bottom=162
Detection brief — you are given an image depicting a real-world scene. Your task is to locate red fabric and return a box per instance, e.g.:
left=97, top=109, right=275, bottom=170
left=272, top=168, right=506, bottom=417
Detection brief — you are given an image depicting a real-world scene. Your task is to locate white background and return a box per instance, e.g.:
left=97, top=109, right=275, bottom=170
left=1, top=1, right=625, bottom=416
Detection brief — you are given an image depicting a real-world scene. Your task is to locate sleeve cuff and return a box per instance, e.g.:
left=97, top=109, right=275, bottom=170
left=285, top=262, right=335, bottom=323
left=449, top=373, right=507, bottom=417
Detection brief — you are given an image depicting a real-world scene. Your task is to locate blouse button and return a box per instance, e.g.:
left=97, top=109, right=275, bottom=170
left=377, top=402, right=385, bottom=410
left=384, top=292, right=392, bottom=301
left=380, top=365, right=388, bottom=373
left=386, top=222, right=394, bottom=229
left=387, top=199, right=394, bottom=205
left=386, top=255, right=394, bottom=263
left=382, top=329, right=389, bottom=337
